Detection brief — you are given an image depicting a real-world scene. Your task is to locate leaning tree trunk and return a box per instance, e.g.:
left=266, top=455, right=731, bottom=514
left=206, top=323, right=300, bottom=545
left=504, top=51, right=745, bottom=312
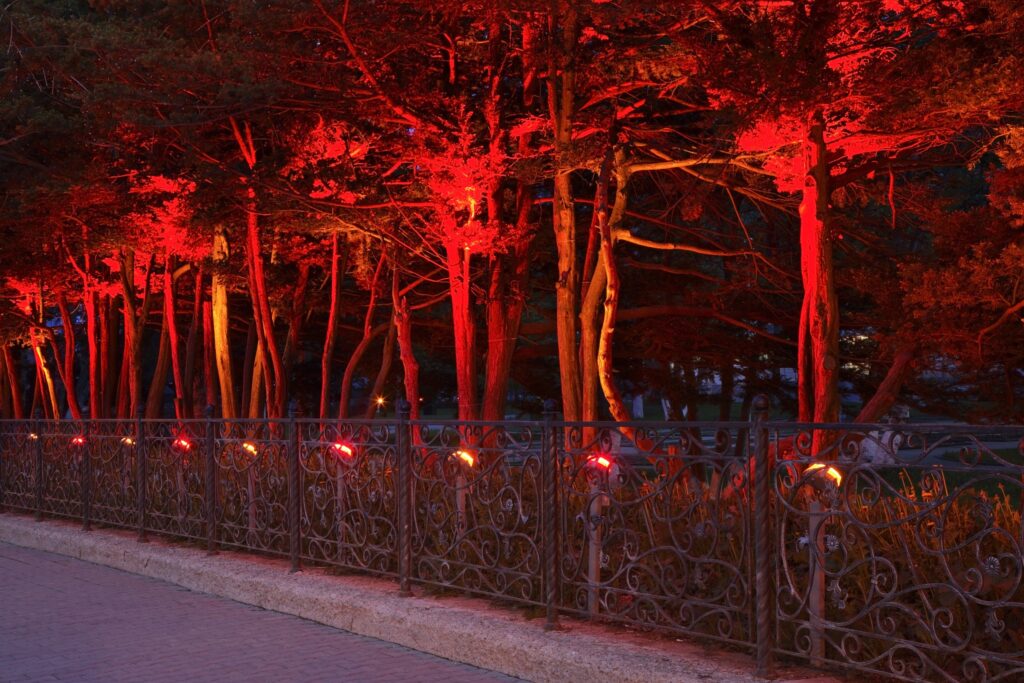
left=244, top=185, right=285, bottom=418
left=363, top=320, right=397, bottom=420
left=3, top=346, right=24, bottom=419
left=798, top=109, right=840, bottom=434
left=596, top=147, right=632, bottom=425
left=183, top=268, right=204, bottom=418
left=339, top=258, right=385, bottom=419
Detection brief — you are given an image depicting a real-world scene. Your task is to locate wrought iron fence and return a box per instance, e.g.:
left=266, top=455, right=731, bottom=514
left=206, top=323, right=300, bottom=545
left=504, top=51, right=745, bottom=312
left=1, top=401, right=1022, bottom=683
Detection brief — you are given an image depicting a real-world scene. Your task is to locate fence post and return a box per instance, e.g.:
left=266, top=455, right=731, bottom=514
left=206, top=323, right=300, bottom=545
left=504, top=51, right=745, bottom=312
left=752, top=394, right=773, bottom=678
left=541, top=399, right=560, bottom=630
left=34, top=413, right=43, bottom=520
left=287, top=402, right=301, bottom=573
left=136, top=406, right=148, bottom=543
left=396, top=398, right=412, bottom=596
left=81, top=421, right=92, bottom=531
left=204, top=406, right=217, bottom=555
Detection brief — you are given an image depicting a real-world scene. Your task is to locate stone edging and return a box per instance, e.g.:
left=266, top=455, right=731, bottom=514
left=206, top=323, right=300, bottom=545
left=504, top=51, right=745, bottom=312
left=0, top=514, right=826, bottom=683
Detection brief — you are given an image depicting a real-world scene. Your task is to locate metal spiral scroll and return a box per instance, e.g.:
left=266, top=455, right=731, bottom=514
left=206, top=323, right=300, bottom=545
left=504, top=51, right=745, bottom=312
left=144, top=420, right=206, bottom=542
left=773, top=425, right=1024, bottom=683
left=408, top=421, right=543, bottom=604
left=87, top=420, right=138, bottom=529
left=216, top=420, right=290, bottom=556
left=0, top=424, right=38, bottom=512
left=298, top=420, right=399, bottom=576
left=557, top=422, right=753, bottom=647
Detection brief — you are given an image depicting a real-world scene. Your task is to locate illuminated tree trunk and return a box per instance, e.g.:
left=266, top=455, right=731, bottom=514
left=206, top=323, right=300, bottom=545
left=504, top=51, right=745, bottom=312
left=547, top=2, right=582, bottom=421
left=203, top=300, right=217, bottom=412
left=339, top=257, right=385, bottom=419
left=244, top=187, right=285, bottom=418
left=98, top=294, right=109, bottom=418
left=445, top=241, right=478, bottom=421
left=83, top=286, right=99, bottom=420
left=596, top=148, right=631, bottom=424
left=55, top=295, right=83, bottom=420
left=183, top=268, right=203, bottom=417
left=320, top=234, right=343, bottom=419
left=145, top=324, right=171, bottom=419
left=393, top=271, right=420, bottom=420
left=3, top=346, right=24, bottom=419
left=798, top=110, right=840, bottom=429
left=211, top=227, right=237, bottom=418
left=32, top=344, right=59, bottom=419
left=248, top=342, right=265, bottom=419
left=163, top=254, right=186, bottom=419
left=481, top=251, right=529, bottom=422
left=580, top=184, right=609, bottom=424
left=120, top=250, right=154, bottom=417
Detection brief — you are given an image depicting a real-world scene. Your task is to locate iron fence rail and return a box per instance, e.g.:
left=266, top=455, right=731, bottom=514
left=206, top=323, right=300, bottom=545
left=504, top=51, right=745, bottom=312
left=1, top=404, right=1022, bottom=683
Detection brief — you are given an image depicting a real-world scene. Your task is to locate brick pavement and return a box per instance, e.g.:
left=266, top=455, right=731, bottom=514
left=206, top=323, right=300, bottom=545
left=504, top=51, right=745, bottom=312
left=0, top=542, right=519, bottom=683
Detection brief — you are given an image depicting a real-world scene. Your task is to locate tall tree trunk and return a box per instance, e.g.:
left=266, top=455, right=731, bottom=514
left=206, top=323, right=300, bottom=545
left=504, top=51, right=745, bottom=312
left=3, top=346, right=24, bottom=419
left=241, top=321, right=257, bottom=417
left=85, top=288, right=99, bottom=420
left=596, top=147, right=631, bottom=424
left=33, top=344, right=59, bottom=419
left=120, top=250, right=155, bottom=416
left=393, top=270, right=420, bottom=420
left=183, top=268, right=204, bottom=418
left=163, top=254, right=186, bottom=419
left=282, top=263, right=311, bottom=388
left=55, top=296, right=83, bottom=419
left=98, top=294, right=109, bottom=418
left=211, top=227, right=237, bottom=417
left=244, top=185, right=285, bottom=418
left=145, top=324, right=171, bottom=419
left=339, top=258, right=385, bottom=419
left=547, top=2, right=581, bottom=421
left=580, top=167, right=611, bottom=423
left=446, top=241, right=478, bottom=421
left=248, top=341, right=265, bottom=419
left=320, top=234, right=344, bottom=419
left=798, top=109, right=840, bottom=430
left=203, top=301, right=217, bottom=413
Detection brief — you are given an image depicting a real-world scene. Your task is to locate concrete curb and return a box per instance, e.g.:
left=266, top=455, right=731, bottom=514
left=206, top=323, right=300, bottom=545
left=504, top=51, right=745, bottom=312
left=0, top=514, right=830, bottom=683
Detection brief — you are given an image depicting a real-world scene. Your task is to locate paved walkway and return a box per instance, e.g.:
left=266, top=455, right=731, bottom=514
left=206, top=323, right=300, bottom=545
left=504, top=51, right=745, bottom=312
left=0, top=542, right=519, bottom=683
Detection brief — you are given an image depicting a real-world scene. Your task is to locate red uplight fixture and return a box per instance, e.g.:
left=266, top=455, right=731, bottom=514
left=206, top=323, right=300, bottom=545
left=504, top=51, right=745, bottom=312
left=805, top=463, right=842, bottom=486
left=71, top=435, right=86, bottom=447
left=454, top=449, right=476, bottom=467
left=121, top=437, right=136, bottom=446
left=587, top=454, right=613, bottom=470
left=173, top=437, right=192, bottom=452
left=28, top=432, right=39, bottom=441
left=242, top=441, right=258, bottom=456
left=331, top=442, right=354, bottom=459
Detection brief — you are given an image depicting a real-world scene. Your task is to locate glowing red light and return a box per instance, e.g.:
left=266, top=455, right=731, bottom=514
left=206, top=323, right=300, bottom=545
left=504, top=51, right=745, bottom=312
left=331, top=442, right=354, bottom=458
left=588, top=454, right=612, bottom=470
left=454, top=449, right=476, bottom=467
left=805, top=463, right=842, bottom=485
left=173, top=437, right=192, bottom=452
left=71, top=435, right=86, bottom=447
